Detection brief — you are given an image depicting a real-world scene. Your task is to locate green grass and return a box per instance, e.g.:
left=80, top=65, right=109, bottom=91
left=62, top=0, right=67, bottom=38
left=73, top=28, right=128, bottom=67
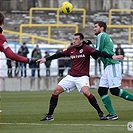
left=0, top=89, right=133, bottom=133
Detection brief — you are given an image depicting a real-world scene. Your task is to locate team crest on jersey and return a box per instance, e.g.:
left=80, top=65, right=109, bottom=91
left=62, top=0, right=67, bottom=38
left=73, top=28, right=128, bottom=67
left=79, top=49, right=83, bottom=53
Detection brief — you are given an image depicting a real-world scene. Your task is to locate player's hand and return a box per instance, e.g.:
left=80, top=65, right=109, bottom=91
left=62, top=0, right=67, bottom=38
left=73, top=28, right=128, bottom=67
left=112, top=55, right=124, bottom=60
left=36, top=58, right=46, bottom=64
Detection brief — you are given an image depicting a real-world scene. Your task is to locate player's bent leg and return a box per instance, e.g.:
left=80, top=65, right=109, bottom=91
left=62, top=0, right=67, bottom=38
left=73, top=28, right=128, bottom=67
left=53, top=85, right=64, bottom=95
left=40, top=85, right=64, bottom=121
left=98, top=87, right=118, bottom=120
left=81, top=86, right=91, bottom=97
left=110, top=87, right=120, bottom=96
left=110, top=87, right=133, bottom=101
left=82, top=86, right=108, bottom=120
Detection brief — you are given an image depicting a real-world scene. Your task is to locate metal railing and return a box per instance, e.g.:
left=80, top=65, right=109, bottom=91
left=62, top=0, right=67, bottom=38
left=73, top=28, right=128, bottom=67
left=19, top=23, right=78, bottom=45
left=108, top=9, right=133, bottom=25
left=29, top=7, right=86, bottom=28
left=107, top=24, right=133, bottom=44
left=3, top=7, right=84, bottom=48
left=0, top=56, right=133, bottom=77
left=3, top=30, right=70, bottom=48
left=108, top=9, right=133, bottom=44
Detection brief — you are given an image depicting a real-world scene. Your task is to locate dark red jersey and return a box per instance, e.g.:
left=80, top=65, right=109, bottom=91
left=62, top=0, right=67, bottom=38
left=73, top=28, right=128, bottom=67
left=63, top=44, right=95, bottom=77
left=0, top=27, right=28, bottom=63
left=0, top=28, right=6, bottom=52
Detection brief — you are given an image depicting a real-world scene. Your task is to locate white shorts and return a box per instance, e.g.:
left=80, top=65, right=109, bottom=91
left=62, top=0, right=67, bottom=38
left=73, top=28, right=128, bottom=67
left=58, top=75, right=90, bottom=93
left=99, top=64, right=122, bottom=88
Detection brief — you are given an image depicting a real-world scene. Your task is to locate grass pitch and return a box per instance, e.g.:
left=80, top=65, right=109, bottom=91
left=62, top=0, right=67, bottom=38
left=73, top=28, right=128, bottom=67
left=0, top=89, right=133, bottom=133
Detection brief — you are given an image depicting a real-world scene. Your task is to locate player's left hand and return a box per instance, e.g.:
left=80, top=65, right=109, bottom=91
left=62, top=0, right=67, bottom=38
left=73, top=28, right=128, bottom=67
left=112, top=55, right=124, bottom=60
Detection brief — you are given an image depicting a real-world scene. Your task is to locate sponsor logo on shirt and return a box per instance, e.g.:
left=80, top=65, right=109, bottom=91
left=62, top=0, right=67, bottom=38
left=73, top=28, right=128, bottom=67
left=71, top=54, right=85, bottom=59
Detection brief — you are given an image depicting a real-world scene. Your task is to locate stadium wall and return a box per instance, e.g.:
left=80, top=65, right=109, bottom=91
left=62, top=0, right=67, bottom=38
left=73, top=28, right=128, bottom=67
left=0, top=76, right=132, bottom=91
left=0, top=0, right=133, bottom=12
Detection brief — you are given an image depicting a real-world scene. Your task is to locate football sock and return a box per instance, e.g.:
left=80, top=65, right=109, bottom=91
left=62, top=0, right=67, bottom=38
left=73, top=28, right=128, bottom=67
left=48, top=94, right=58, bottom=115
left=101, top=94, right=116, bottom=115
left=119, top=89, right=133, bottom=101
left=88, top=94, right=103, bottom=114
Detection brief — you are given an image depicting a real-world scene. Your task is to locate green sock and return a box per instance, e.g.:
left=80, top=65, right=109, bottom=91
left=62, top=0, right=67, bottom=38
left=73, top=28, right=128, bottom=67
left=119, top=89, right=133, bottom=101
left=101, top=94, right=116, bottom=115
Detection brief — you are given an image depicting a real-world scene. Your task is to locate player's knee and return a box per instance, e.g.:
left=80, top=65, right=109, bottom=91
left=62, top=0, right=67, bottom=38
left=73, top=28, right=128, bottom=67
left=98, top=87, right=108, bottom=96
left=82, top=87, right=90, bottom=97
left=110, top=87, right=120, bottom=96
left=53, top=86, right=64, bottom=95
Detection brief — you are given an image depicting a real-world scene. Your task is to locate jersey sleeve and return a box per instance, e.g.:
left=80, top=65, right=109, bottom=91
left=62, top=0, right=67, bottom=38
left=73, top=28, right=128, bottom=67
left=86, top=45, right=99, bottom=59
left=62, top=47, right=71, bottom=57
left=0, top=34, right=7, bottom=52
left=46, top=52, right=64, bottom=61
left=4, top=47, right=28, bottom=63
left=0, top=34, right=28, bottom=63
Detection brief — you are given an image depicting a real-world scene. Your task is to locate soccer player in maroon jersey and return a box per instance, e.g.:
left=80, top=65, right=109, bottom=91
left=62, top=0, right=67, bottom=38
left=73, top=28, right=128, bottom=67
left=37, top=33, right=123, bottom=121
left=0, top=12, right=29, bottom=63
left=0, top=11, right=34, bottom=114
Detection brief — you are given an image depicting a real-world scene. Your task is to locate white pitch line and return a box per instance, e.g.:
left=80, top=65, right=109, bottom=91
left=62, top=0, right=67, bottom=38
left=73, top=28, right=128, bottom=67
left=0, top=123, right=126, bottom=127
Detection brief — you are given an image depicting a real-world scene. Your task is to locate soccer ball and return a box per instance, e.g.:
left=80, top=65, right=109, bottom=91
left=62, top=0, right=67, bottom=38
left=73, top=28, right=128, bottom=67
left=60, top=2, right=73, bottom=15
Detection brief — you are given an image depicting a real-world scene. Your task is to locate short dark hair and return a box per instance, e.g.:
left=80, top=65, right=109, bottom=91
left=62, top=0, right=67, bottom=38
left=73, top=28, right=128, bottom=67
left=0, top=12, right=5, bottom=25
left=94, top=21, right=107, bottom=32
left=74, top=33, right=84, bottom=40
left=23, top=42, right=26, bottom=45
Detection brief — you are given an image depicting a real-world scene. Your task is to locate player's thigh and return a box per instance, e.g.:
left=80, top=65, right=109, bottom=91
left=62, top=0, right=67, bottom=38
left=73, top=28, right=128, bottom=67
left=58, top=75, right=75, bottom=92
left=75, top=76, right=90, bottom=93
left=99, top=64, right=122, bottom=88
left=108, top=64, right=122, bottom=88
left=99, top=69, right=108, bottom=88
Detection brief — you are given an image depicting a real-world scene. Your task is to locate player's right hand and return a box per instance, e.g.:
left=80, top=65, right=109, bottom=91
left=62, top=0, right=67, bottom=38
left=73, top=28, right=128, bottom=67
left=36, top=58, right=46, bottom=64
left=112, top=55, right=123, bottom=60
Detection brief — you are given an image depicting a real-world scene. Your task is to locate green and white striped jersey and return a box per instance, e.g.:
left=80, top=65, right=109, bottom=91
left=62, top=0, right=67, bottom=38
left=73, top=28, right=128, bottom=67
left=96, top=32, right=119, bottom=68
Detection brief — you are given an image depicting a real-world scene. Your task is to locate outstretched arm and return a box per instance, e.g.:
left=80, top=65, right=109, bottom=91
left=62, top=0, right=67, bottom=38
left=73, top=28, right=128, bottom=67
left=1, top=40, right=28, bottom=63
left=4, top=47, right=28, bottom=63
left=37, top=52, right=64, bottom=63
left=93, top=50, right=123, bottom=60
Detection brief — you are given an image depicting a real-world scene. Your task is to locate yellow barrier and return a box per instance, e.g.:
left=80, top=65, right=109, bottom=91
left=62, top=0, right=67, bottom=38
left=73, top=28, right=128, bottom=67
left=125, top=54, right=133, bottom=71
left=107, top=25, right=133, bottom=44
left=29, top=8, right=86, bottom=28
left=108, top=9, right=133, bottom=25
left=20, top=23, right=78, bottom=44
left=3, top=30, right=70, bottom=49
left=108, top=9, right=133, bottom=44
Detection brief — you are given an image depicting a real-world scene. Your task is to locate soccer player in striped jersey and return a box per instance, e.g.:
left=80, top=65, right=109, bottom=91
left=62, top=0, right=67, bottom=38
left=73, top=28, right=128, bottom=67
left=93, top=21, right=133, bottom=120
left=37, top=33, right=123, bottom=121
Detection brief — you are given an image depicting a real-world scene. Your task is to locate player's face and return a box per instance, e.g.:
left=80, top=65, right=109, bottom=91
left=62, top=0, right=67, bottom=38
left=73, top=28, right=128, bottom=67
left=94, top=23, right=102, bottom=36
left=72, top=35, right=83, bottom=47
left=0, top=12, right=5, bottom=27
left=0, top=20, right=4, bottom=28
